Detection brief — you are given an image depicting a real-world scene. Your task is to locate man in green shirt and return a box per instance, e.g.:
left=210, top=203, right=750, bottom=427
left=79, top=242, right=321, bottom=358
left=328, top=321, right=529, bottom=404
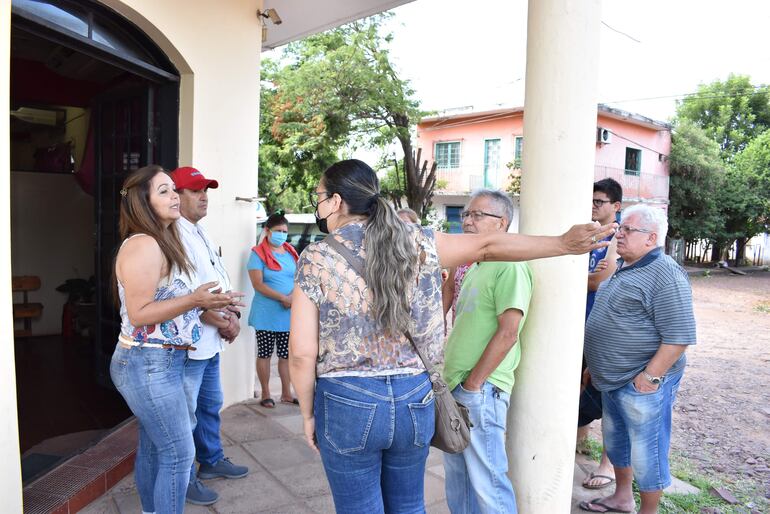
left=443, top=189, right=533, bottom=514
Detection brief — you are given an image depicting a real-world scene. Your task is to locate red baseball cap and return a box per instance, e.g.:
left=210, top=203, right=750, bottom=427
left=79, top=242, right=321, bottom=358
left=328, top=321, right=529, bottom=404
left=170, top=167, right=219, bottom=190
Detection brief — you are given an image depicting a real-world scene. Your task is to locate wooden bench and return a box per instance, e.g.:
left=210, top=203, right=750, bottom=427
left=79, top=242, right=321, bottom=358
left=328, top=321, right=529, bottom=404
left=13, top=276, right=43, bottom=338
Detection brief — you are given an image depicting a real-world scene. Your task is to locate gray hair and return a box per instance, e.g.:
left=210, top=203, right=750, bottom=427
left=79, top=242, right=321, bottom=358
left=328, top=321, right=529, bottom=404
left=396, top=208, right=419, bottom=224
left=469, top=188, right=515, bottom=229
left=621, top=204, right=668, bottom=247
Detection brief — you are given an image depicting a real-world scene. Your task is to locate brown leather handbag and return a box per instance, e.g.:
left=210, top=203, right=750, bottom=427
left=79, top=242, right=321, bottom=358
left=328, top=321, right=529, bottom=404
left=324, top=235, right=471, bottom=454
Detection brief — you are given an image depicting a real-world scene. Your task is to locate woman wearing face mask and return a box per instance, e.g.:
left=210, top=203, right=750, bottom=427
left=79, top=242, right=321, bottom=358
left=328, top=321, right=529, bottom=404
left=248, top=211, right=299, bottom=407
left=290, top=159, right=617, bottom=513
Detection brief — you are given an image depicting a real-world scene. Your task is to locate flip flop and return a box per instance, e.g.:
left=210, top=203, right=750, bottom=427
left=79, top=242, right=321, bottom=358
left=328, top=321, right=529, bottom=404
left=582, top=472, right=616, bottom=489
left=281, top=398, right=299, bottom=405
left=578, top=498, right=634, bottom=513
left=259, top=398, right=275, bottom=408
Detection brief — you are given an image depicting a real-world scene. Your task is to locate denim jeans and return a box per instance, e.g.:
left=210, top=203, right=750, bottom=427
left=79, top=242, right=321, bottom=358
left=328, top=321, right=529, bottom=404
left=183, top=353, right=225, bottom=481
left=110, top=345, right=194, bottom=514
left=444, top=382, right=517, bottom=514
left=601, top=369, right=683, bottom=492
left=578, top=381, right=603, bottom=427
left=314, top=372, right=434, bottom=514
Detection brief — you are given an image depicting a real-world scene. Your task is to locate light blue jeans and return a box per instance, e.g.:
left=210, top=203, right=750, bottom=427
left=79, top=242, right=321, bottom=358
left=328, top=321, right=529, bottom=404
left=314, top=373, right=434, bottom=514
left=110, top=345, right=195, bottom=514
left=601, top=368, right=683, bottom=492
left=184, top=353, right=225, bottom=482
left=444, top=382, right=517, bottom=514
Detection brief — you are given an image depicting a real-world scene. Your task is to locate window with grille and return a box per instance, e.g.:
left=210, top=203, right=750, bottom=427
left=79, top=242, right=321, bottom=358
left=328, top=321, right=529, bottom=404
left=625, top=147, right=641, bottom=175
left=513, top=136, right=523, bottom=168
left=435, top=141, right=460, bottom=168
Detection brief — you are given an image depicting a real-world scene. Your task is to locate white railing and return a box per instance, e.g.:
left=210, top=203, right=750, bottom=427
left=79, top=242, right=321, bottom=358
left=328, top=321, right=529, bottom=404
left=433, top=165, right=668, bottom=201
left=434, top=167, right=506, bottom=193
left=594, top=166, right=669, bottom=202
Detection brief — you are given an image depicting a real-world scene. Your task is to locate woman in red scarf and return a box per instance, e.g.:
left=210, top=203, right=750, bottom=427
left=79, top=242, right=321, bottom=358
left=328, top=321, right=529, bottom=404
left=247, top=211, right=299, bottom=407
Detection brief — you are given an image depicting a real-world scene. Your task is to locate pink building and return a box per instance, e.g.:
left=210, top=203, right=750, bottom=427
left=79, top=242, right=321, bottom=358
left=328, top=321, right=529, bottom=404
left=416, top=104, right=672, bottom=232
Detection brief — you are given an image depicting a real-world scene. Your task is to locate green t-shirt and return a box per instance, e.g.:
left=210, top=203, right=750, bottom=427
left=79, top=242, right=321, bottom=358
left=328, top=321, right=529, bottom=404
left=443, top=261, right=533, bottom=394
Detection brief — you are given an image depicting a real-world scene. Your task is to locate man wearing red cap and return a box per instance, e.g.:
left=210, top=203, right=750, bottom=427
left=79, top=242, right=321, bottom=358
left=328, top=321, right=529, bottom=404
left=171, top=166, right=249, bottom=506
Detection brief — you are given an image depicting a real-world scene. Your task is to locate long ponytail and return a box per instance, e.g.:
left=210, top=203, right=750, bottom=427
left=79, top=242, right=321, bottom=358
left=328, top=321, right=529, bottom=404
left=321, top=160, right=418, bottom=335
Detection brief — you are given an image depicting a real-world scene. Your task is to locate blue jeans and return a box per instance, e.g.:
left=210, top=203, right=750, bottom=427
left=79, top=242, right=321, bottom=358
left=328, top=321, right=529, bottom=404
left=314, top=373, right=434, bottom=514
left=183, top=353, right=225, bottom=481
left=444, top=382, right=517, bottom=514
left=601, top=369, right=683, bottom=492
left=110, top=345, right=194, bottom=514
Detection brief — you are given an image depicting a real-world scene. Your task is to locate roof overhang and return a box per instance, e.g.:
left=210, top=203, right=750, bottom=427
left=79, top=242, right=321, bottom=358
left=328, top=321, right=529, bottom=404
left=260, top=0, right=414, bottom=51
left=418, top=104, right=671, bottom=131
left=597, top=104, right=671, bottom=131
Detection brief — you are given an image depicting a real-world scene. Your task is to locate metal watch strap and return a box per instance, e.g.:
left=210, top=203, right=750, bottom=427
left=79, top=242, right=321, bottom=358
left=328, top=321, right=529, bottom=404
left=642, top=370, right=662, bottom=384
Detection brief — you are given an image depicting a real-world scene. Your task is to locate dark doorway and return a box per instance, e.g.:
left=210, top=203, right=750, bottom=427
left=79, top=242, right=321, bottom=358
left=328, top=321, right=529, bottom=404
left=10, top=0, right=179, bottom=483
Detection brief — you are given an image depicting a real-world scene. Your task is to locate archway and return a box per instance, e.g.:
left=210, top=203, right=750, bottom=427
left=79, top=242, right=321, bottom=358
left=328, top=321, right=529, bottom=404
left=10, top=0, right=180, bottom=482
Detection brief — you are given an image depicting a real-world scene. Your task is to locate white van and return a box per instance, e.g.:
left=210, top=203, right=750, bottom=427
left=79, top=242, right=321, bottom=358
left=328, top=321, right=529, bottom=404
left=256, top=213, right=325, bottom=254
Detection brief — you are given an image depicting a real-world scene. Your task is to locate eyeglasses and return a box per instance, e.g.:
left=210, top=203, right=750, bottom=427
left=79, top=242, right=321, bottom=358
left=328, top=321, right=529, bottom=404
left=592, top=199, right=615, bottom=208
left=617, top=224, right=652, bottom=235
left=310, top=191, right=331, bottom=209
left=460, top=210, right=503, bottom=221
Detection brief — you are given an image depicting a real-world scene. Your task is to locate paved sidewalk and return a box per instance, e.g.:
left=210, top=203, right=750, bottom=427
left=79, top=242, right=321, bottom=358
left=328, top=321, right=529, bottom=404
left=82, top=365, right=698, bottom=514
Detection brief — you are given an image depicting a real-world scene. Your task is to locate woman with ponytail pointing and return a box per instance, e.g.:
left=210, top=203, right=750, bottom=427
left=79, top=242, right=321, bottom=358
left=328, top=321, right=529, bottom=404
left=247, top=211, right=299, bottom=408
left=289, top=159, right=616, bottom=513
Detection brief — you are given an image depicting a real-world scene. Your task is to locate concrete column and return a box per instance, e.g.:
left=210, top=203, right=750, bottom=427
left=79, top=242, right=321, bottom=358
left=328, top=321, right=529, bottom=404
left=508, top=0, right=602, bottom=512
left=0, top=0, right=25, bottom=509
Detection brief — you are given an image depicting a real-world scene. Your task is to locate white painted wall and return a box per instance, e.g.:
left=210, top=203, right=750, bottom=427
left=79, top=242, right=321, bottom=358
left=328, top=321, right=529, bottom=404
left=509, top=0, right=602, bottom=511
left=10, top=172, right=95, bottom=335
left=0, top=0, right=25, bottom=509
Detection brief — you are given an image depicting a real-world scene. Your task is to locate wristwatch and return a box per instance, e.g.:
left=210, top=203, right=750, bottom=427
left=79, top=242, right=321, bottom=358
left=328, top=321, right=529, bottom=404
left=642, top=370, right=663, bottom=385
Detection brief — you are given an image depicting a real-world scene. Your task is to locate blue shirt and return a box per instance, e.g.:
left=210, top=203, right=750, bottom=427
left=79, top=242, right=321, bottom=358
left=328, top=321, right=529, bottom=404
left=247, top=250, right=296, bottom=332
left=586, top=234, right=613, bottom=319
left=584, top=247, right=697, bottom=392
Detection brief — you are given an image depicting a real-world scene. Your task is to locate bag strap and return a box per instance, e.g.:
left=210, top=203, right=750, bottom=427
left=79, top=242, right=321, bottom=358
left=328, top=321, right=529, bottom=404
left=324, top=235, right=439, bottom=380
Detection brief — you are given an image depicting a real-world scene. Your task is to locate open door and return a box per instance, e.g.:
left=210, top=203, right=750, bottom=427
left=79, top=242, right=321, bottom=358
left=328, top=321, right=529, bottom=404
left=92, top=83, right=178, bottom=388
left=10, top=0, right=179, bottom=482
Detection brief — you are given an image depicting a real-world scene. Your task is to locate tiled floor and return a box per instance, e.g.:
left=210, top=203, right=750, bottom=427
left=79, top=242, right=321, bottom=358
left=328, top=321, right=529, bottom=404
left=54, top=361, right=697, bottom=513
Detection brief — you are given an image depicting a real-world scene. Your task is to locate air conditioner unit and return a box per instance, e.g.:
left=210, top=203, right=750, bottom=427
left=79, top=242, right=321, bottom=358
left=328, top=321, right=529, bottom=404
left=597, top=127, right=612, bottom=144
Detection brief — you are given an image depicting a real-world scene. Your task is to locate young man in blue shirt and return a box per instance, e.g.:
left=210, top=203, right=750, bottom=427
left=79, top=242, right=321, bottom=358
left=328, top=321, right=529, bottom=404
left=578, top=178, right=621, bottom=490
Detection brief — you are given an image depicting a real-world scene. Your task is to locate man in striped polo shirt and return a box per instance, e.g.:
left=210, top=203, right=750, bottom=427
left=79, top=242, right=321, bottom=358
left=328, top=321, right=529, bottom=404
left=580, top=204, right=696, bottom=514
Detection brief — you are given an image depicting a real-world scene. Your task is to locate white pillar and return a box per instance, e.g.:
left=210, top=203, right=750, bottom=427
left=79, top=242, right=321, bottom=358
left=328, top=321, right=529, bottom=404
left=508, top=1, right=602, bottom=512
left=0, top=0, right=25, bottom=510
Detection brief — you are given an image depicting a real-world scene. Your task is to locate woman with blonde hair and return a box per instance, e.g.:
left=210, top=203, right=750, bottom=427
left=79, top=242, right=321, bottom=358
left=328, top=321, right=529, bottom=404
left=110, top=165, right=238, bottom=514
left=290, top=159, right=614, bottom=513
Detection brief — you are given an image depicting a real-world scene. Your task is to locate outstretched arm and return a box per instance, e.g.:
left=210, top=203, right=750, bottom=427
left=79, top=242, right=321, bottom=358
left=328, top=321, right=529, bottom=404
left=435, top=221, right=616, bottom=268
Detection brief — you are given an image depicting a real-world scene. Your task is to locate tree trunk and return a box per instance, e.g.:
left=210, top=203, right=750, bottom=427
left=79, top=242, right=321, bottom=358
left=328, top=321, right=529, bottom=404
left=397, top=134, right=437, bottom=220
left=734, top=237, right=748, bottom=267
left=710, top=240, right=723, bottom=263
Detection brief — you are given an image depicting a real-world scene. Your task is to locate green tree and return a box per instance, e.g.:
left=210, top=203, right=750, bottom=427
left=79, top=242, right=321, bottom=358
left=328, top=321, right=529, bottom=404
left=676, top=74, right=770, bottom=161
left=725, top=129, right=770, bottom=260
left=667, top=120, right=725, bottom=242
left=258, top=60, right=345, bottom=213
left=259, top=14, right=437, bottom=216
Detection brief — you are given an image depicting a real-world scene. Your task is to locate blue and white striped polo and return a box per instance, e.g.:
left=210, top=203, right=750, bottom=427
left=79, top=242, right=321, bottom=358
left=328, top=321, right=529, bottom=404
left=584, top=247, right=697, bottom=392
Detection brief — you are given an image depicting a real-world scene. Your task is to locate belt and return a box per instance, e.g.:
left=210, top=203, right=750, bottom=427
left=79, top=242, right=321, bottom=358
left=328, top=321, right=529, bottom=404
left=118, top=334, right=196, bottom=351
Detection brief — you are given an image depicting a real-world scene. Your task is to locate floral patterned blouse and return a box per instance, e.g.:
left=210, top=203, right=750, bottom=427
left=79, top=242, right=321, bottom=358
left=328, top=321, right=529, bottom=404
left=295, top=222, right=445, bottom=377
left=117, top=234, right=202, bottom=347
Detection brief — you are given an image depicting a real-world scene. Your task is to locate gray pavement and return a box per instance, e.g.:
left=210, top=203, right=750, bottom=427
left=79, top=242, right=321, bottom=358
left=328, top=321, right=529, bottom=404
left=82, top=372, right=697, bottom=513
